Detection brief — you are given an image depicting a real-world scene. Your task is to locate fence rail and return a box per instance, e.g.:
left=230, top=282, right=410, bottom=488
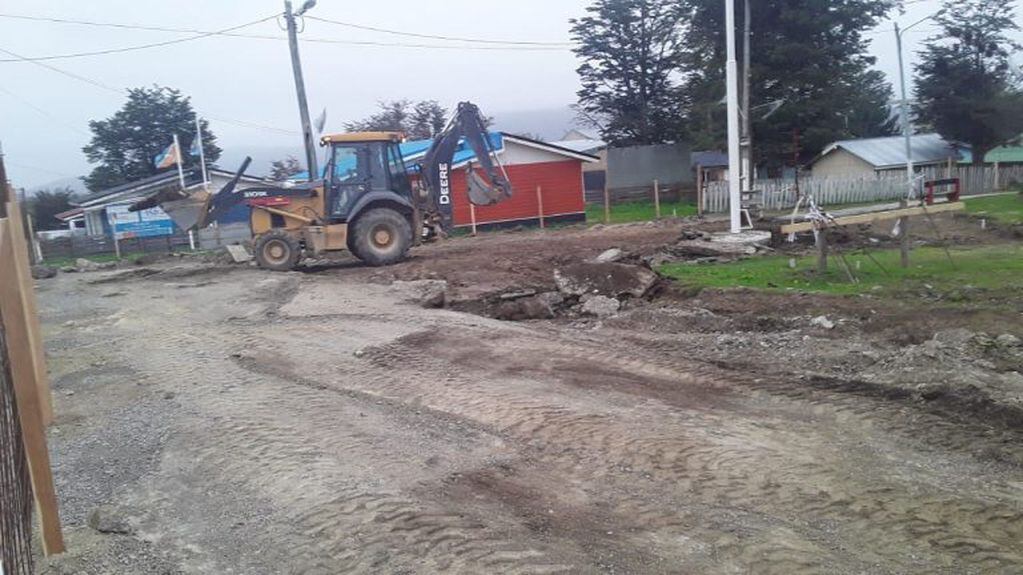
left=702, top=164, right=1023, bottom=213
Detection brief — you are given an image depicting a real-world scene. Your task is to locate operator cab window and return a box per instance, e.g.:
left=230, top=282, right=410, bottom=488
left=328, top=142, right=390, bottom=218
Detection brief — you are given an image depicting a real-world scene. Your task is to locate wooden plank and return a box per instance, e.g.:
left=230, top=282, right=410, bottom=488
left=0, top=219, right=65, bottom=555
left=779, top=201, right=965, bottom=234
left=4, top=195, right=53, bottom=425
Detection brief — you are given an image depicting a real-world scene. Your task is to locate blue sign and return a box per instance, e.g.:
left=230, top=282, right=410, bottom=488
left=106, top=204, right=176, bottom=239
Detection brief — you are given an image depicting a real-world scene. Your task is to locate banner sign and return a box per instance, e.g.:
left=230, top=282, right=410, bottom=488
left=106, top=204, right=176, bottom=239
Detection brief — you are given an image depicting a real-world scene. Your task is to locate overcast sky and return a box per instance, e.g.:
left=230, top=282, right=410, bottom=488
left=0, top=0, right=1014, bottom=189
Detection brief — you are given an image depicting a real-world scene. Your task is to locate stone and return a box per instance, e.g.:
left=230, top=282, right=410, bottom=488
left=31, top=265, right=58, bottom=279
left=581, top=295, right=621, bottom=318
left=493, top=296, right=554, bottom=321
left=810, top=315, right=835, bottom=330
left=61, top=266, right=78, bottom=273
left=392, top=280, right=448, bottom=309
left=87, top=506, right=134, bottom=535
left=554, top=262, right=658, bottom=299
left=995, top=333, right=1021, bottom=348
left=535, top=292, right=565, bottom=309
left=75, top=258, right=100, bottom=271
left=593, top=248, right=624, bottom=263
left=225, top=244, right=253, bottom=264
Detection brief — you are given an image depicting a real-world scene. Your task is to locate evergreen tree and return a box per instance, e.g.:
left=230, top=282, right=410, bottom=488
left=570, top=0, right=688, bottom=146
left=345, top=100, right=451, bottom=140
left=82, top=86, right=220, bottom=191
left=914, top=0, right=1023, bottom=165
left=679, top=0, right=899, bottom=171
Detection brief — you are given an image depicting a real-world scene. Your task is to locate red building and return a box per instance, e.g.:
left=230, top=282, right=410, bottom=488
left=404, top=133, right=599, bottom=229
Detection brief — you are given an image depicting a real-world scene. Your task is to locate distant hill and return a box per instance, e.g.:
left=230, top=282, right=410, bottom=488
left=491, top=106, right=586, bottom=141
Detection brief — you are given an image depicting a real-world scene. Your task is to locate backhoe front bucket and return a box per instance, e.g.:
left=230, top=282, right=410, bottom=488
left=157, top=190, right=213, bottom=231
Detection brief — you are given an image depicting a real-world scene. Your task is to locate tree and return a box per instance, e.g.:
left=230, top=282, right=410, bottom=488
left=82, top=86, right=221, bottom=191
left=570, top=0, right=687, bottom=146
left=345, top=100, right=450, bottom=140
left=679, top=0, right=899, bottom=170
left=914, top=0, right=1023, bottom=165
left=28, top=188, right=76, bottom=231
left=269, top=156, right=304, bottom=181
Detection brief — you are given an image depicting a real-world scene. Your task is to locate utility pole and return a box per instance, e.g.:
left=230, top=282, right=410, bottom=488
left=894, top=22, right=913, bottom=202
left=740, top=0, right=753, bottom=197
left=284, top=0, right=319, bottom=182
left=724, top=0, right=742, bottom=233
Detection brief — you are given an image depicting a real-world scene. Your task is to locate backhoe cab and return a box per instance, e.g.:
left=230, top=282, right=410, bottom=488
left=137, top=102, right=512, bottom=271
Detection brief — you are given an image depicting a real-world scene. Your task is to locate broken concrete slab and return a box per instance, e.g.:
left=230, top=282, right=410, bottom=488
left=87, top=505, right=134, bottom=535
left=31, top=265, right=58, bottom=279
left=493, top=296, right=555, bottom=321
left=391, top=280, right=448, bottom=309
left=225, top=244, right=254, bottom=264
left=581, top=295, right=621, bottom=318
left=554, top=262, right=658, bottom=299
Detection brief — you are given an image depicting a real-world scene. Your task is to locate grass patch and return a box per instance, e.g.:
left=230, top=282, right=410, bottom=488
left=42, top=252, right=145, bottom=268
left=586, top=200, right=698, bottom=224
left=964, top=193, right=1023, bottom=224
left=659, top=244, right=1023, bottom=297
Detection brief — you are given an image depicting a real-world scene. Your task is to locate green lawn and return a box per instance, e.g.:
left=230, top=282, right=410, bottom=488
left=586, top=200, right=699, bottom=224
left=964, top=193, right=1023, bottom=224
left=42, top=252, right=144, bottom=268
left=659, top=244, right=1023, bottom=297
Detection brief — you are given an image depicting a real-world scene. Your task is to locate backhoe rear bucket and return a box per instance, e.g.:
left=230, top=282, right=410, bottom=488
left=157, top=190, right=213, bottom=231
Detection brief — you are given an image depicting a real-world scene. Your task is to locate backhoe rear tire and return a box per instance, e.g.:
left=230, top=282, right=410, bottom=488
left=352, top=208, right=412, bottom=267
left=254, top=230, right=301, bottom=271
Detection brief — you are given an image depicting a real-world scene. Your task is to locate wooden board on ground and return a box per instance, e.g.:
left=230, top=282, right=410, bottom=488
left=0, top=218, right=65, bottom=555
left=779, top=201, right=965, bottom=234
left=3, top=194, right=53, bottom=425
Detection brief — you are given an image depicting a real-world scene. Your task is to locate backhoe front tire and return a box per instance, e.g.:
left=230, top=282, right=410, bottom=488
left=254, top=230, right=301, bottom=271
left=352, top=208, right=412, bottom=267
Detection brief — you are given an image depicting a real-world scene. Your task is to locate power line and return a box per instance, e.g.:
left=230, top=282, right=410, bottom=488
left=0, top=14, right=279, bottom=62
left=0, top=45, right=299, bottom=136
left=0, top=85, right=90, bottom=137
left=303, top=14, right=574, bottom=46
left=0, top=13, right=572, bottom=58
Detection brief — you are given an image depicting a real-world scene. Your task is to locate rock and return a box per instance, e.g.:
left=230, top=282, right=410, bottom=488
left=31, top=265, right=58, bottom=279
left=499, top=289, right=538, bottom=301
left=61, top=266, right=78, bottom=273
left=75, top=258, right=100, bottom=272
left=810, top=315, right=835, bottom=330
left=670, top=239, right=756, bottom=258
left=535, top=291, right=564, bottom=309
left=87, top=506, right=134, bottom=535
left=554, top=262, right=658, bottom=299
left=225, top=244, right=253, bottom=264
left=493, top=296, right=554, bottom=321
left=581, top=295, right=621, bottom=318
left=163, top=391, right=176, bottom=400
left=392, top=280, right=448, bottom=308
left=593, top=248, right=624, bottom=263
left=996, top=333, right=1021, bottom=348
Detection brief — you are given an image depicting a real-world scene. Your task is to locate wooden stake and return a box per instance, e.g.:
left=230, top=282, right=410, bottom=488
left=469, top=203, right=478, bottom=236
left=4, top=195, right=53, bottom=425
left=603, top=181, right=611, bottom=224
left=816, top=228, right=828, bottom=274
left=653, top=179, right=661, bottom=219
left=535, top=185, right=545, bottom=229
left=0, top=219, right=65, bottom=555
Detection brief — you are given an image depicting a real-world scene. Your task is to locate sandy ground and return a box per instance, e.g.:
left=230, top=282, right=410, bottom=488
left=34, top=216, right=1023, bottom=574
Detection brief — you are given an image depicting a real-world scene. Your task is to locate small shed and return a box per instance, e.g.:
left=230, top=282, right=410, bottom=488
left=402, top=132, right=599, bottom=229
left=810, top=134, right=966, bottom=178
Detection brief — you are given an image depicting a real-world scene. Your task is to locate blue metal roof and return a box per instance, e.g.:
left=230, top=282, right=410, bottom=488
left=287, top=133, right=505, bottom=180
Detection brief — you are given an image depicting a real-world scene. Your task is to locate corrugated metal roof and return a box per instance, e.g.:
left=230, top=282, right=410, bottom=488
left=984, top=143, right=1023, bottom=164
left=547, top=139, right=606, bottom=154
left=818, top=133, right=965, bottom=169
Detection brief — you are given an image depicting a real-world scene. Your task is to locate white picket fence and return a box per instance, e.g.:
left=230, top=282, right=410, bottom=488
left=702, top=164, right=1023, bottom=213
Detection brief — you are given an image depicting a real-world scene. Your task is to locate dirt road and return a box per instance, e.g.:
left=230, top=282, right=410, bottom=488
left=36, top=225, right=1023, bottom=574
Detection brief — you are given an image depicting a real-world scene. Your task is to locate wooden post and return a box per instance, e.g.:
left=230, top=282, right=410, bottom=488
left=946, top=156, right=953, bottom=179
left=0, top=219, right=65, bottom=555
left=535, top=185, right=545, bottom=229
left=816, top=228, right=828, bottom=274
left=469, top=203, right=478, bottom=236
left=696, top=165, right=704, bottom=217
left=899, top=216, right=911, bottom=268
left=4, top=194, right=53, bottom=425
left=653, top=179, right=661, bottom=219
left=603, top=182, right=611, bottom=224
left=994, top=161, right=1001, bottom=191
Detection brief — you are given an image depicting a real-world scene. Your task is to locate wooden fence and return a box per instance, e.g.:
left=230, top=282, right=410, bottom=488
left=0, top=185, right=64, bottom=572
left=38, top=223, right=254, bottom=262
left=702, top=164, right=1023, bottom=213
